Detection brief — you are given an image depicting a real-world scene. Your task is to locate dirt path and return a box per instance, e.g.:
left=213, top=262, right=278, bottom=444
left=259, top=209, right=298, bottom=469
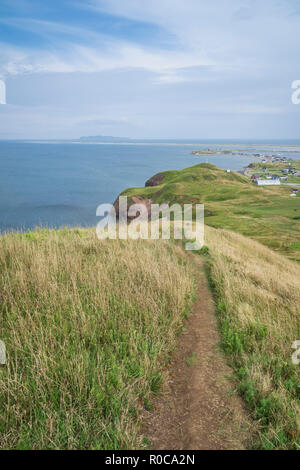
left=141, top=256, right=253, bottom=450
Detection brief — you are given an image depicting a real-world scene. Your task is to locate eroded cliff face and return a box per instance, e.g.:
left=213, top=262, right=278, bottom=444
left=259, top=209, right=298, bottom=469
left=114, top=172, right=165, bottom=220
left=114, top=195, right=154, bottom=221
left=145, top=173, right=164, bottom=187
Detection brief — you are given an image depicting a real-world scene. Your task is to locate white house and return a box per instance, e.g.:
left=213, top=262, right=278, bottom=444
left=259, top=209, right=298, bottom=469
left=254, top=179, right=281, bottom=186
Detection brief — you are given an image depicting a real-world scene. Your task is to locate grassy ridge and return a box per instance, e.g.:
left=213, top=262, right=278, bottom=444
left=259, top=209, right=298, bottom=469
left=120, top=163, right=300, bottom=262
left=205, top=227, right=300, bottom=449
left=0, top=228, right=195, bottom=449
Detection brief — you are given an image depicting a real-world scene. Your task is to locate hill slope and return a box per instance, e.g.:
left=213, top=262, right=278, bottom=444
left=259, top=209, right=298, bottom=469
left=0, top=225, right=299, bottom=449
left=0, top=229, right=195, bottom=449
left=206, top=226, right=300, bottom=450
left=119, top=163, right=300, bottom=261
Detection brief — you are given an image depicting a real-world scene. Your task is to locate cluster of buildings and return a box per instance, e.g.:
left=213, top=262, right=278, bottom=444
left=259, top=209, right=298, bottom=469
left=249, top=165, right=300, bottom=187
left=249, top=169, right=300, bottom=196
left=253, top=154, right=289, bottom=163
left=250, top=171, right=281, bottom=185
left=281, top=167, right=300, bottom=177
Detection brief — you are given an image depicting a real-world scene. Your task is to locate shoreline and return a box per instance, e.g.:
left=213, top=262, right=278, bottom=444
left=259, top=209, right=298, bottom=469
left=12, top=140, right=300, bottom=150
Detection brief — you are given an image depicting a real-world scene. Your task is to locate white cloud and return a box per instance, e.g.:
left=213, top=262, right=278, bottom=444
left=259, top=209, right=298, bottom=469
left=86, top=0, right=300, bottom=70
left=0, top=39, right=212, bottom=81
left=2, top=1, right=299, bottom=84
left=1, top=0, right=299, bottom=138
left=153, top=71, right=191, bottom=84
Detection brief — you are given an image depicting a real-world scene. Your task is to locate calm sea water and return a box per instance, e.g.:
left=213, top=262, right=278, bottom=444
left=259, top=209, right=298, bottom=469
left=1, top=140, right=300, bottom=232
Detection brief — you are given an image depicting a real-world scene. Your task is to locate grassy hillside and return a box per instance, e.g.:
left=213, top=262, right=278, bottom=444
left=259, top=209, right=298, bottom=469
left=206, top=226, right=300, bottom=450
left=0, top=224, right=299, bottom=450
left=120, top=163, right=300, bottom=261
left=1, top=163, right=299, bottom=450
left=0, top=228, right=195, bottom=450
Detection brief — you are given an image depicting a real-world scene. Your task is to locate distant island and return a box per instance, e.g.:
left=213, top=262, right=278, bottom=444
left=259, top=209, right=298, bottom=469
left=191, top=148, right=232, bottom=155
left=79, top=135, right=131, bottom=143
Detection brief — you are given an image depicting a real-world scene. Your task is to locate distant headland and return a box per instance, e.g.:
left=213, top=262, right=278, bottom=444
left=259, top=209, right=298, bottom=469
left=79, top=135, right=131, bottom=143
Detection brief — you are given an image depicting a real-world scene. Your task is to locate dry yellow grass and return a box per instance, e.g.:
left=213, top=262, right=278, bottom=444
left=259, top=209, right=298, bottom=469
left=0, top=228, right=195, bottom=449
left=205, top=226, right=300, bottom=449
left=1, top=222, right=299, bottom=450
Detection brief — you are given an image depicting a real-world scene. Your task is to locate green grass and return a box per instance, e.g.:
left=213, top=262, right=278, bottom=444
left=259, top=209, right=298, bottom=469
left=119, top=163, right=300, bottom=261
left=205, top=227, right=300, bottom=450
left=0, top=229, right=195, bottom=449
left=185, top=352, right=197, bottom=367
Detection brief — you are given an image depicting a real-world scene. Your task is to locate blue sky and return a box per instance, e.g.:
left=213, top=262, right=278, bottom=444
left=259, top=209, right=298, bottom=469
left=0, top=0, right=300, bottom=139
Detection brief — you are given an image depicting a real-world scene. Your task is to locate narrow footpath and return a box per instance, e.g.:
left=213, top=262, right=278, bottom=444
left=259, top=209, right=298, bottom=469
left=141, top=256, right=253, bottom=450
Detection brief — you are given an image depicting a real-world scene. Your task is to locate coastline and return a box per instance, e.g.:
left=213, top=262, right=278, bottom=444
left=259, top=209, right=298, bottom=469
left=24, top=140, right=300, bottom=149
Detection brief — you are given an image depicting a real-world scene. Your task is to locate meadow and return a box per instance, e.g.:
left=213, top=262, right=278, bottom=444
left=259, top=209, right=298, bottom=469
left=121, top=163, right=300, bottom=261
left=205, top=227, right=300, bottom=449
left=0, top=228, right=195, bottom=449
left=115, top=163, right=300, bottom=449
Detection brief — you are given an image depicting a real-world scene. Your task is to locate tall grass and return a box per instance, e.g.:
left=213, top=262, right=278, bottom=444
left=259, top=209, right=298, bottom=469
left=0, top=228, right=195, bottom=449
left=206, top=226, right=300, bottom=449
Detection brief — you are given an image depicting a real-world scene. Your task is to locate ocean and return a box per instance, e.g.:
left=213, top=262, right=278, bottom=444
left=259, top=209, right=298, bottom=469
left=1, top=140, right=300, bottom=232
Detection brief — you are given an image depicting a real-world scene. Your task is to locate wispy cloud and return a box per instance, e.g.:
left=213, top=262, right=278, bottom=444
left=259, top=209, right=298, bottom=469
left=0, top=0, right=299, bottom=138
left=0, top=37, right=212, bottom=79
left=2, top=1, right=299, bottom=80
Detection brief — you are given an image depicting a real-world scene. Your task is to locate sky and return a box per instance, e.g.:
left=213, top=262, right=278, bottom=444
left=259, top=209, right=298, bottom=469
left=0, top=0, right=300, bottom=139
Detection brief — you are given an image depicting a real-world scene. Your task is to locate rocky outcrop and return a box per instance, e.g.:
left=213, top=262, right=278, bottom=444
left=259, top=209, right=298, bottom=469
left=145, top=173, right=164, bottom=187
left=114, top=196, right=154, bottom=221
left=113, top=171, right=165, bottom=221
